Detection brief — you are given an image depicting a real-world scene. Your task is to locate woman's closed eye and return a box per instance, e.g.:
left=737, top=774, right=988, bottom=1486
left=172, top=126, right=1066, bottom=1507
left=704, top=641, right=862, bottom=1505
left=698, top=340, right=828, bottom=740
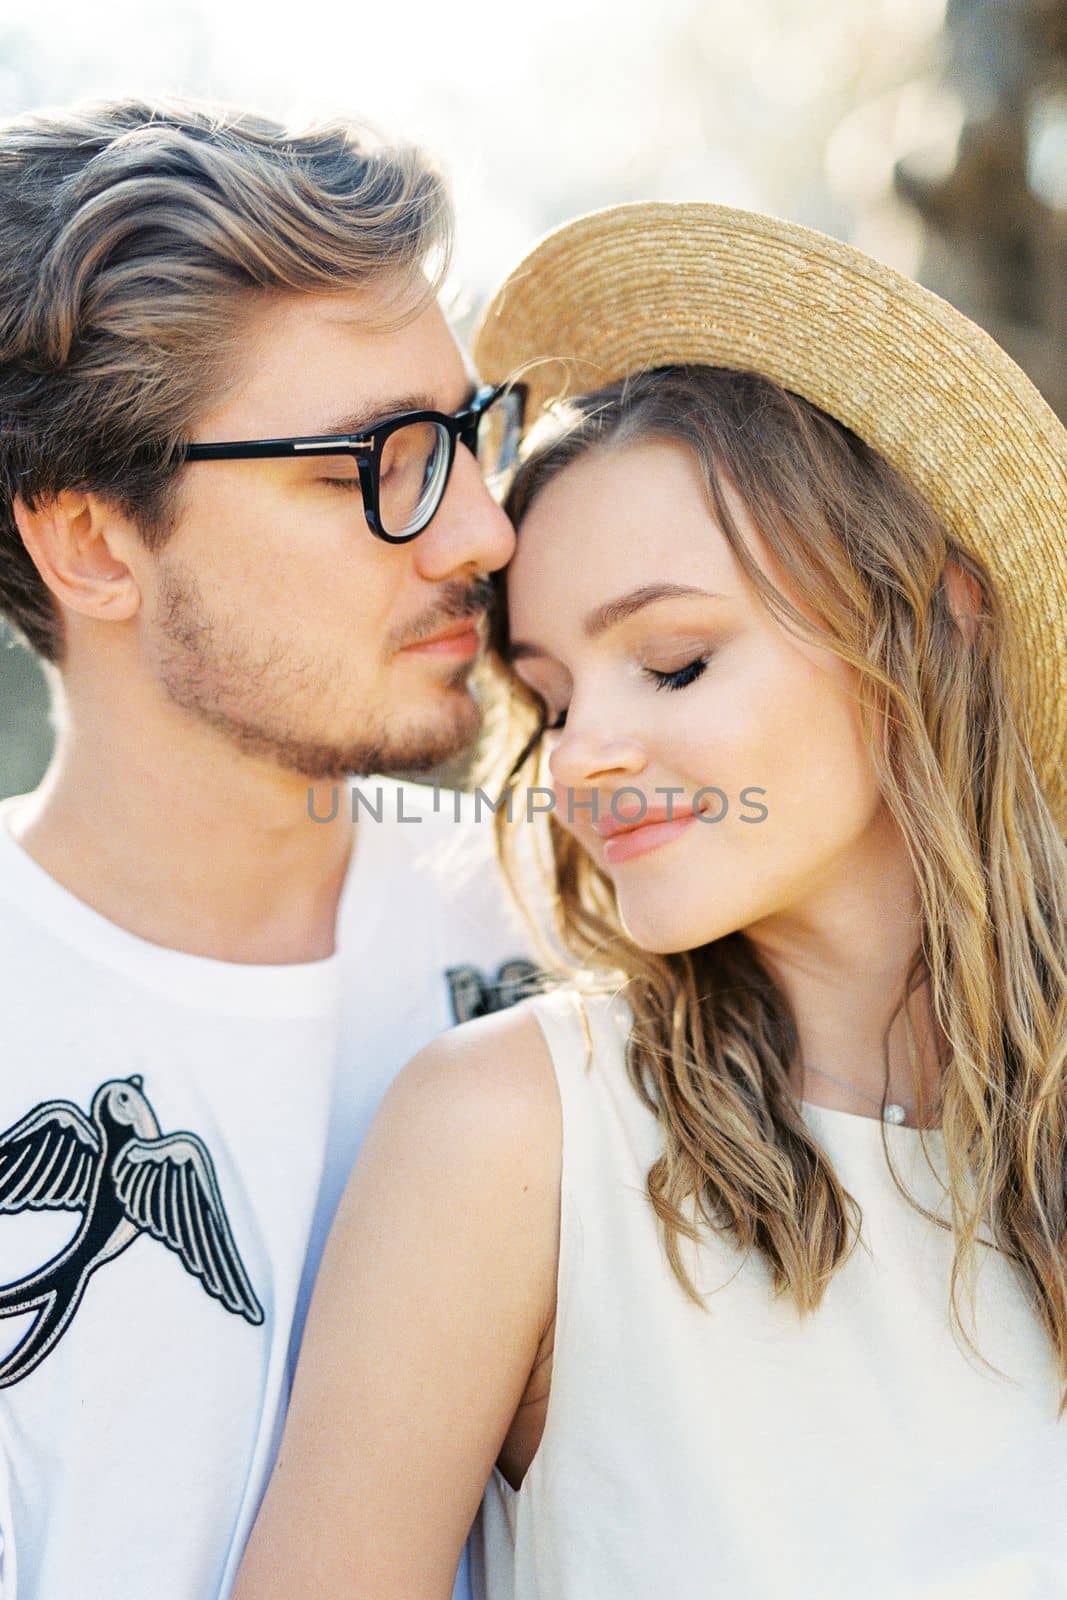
left=543, top=654, right=710, bottom=732
left=647, top=655, right=710, bottom=693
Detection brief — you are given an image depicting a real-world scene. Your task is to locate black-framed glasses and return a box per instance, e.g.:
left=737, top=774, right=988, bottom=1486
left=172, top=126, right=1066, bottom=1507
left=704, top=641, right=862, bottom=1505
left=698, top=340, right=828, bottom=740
left=181, top=381, right=526, bottom=544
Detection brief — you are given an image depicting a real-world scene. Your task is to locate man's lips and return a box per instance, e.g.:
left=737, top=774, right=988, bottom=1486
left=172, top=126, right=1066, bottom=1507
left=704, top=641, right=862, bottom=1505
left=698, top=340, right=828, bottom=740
left=400, top=614, right=486, bottom=653
left=593, top=802, right=704, bottom=840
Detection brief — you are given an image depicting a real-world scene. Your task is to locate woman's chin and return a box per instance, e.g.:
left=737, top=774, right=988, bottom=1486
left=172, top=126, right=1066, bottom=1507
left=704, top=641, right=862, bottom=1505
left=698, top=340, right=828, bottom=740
left=617, top=899, right=741, bottom=957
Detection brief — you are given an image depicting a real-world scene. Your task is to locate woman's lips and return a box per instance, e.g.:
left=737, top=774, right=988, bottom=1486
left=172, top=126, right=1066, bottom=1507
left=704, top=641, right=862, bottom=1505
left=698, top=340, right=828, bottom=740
left=600, top=811, right=701, bottom=864
left=594, top=802, right=706, bottom=865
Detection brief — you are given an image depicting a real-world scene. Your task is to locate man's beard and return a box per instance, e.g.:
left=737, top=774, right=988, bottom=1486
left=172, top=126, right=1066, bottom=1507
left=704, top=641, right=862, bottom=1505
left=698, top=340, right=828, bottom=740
left=153, top=562, right=485, bottom=781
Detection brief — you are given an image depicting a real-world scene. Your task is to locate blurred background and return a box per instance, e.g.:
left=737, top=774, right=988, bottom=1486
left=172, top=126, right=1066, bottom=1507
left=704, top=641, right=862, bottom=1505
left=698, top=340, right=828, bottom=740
left=2, top=0, right=1065, bottom=797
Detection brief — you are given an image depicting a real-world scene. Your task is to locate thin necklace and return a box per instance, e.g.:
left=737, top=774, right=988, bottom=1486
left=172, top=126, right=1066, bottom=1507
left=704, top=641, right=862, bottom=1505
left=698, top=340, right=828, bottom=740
left=801, top=1062, right=911, bottom=1126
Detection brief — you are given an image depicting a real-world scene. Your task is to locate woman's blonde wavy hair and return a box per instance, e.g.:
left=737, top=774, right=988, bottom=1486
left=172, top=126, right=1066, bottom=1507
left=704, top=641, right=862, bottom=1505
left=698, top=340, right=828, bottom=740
left=481, top=364, right=1067, bottom=1407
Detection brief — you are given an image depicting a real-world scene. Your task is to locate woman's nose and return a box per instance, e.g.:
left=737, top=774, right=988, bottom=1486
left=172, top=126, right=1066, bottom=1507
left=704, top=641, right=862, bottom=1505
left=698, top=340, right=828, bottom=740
left=547, top=725, right=648, bottom=791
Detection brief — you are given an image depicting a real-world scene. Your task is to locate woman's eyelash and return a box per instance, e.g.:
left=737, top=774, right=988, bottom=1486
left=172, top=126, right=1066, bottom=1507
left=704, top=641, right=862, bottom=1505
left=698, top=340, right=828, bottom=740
left=323, top=477, right=361, bottom=491
left=645, top=655, right=710, bottom=692
left=540, top=655, right=710, bottom=733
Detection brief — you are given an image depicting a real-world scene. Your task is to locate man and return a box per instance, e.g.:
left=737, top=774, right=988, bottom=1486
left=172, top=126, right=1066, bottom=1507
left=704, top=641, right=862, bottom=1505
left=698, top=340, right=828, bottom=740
left=0, top=98, right=533, bottom=1600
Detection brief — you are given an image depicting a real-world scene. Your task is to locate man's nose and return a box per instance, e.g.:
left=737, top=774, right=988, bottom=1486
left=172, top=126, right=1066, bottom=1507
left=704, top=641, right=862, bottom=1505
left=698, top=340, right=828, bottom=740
left=413, top=443, right=515, bottom=581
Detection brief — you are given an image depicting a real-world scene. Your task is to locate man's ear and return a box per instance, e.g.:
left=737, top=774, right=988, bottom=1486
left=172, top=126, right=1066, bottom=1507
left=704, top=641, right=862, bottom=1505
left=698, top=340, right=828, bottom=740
left=941, top=555, right=985, bottom=646
left=11, top=490, right=142, bottom=624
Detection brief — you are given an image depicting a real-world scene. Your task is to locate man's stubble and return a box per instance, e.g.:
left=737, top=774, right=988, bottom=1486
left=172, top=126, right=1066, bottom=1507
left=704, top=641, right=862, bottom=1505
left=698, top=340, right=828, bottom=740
left=153, top=561, right=482, bottom=781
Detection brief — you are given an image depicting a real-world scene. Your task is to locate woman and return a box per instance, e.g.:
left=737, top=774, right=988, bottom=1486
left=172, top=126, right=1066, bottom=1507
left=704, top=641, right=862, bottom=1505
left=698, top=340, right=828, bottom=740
left=234, top=204, right=1067, bottom=1599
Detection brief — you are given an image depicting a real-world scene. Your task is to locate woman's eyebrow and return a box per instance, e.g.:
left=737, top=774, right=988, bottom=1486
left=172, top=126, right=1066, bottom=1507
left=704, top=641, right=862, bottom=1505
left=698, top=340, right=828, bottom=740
left=509, top=583, right=726, bottom=661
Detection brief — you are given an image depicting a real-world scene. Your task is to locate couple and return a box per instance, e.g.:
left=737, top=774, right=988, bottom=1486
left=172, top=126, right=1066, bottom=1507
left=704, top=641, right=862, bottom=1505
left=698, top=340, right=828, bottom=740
left=0, top=96, right=1064, bottom=1600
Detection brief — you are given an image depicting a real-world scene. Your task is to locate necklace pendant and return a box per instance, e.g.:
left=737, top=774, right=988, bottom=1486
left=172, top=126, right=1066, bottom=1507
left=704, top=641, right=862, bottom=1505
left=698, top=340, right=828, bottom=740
left=883, top=1102, right=907, bottom=1125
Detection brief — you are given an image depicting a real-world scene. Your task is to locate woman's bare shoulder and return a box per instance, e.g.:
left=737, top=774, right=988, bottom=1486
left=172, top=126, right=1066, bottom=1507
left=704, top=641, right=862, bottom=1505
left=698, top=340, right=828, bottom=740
left=366, top=996, right=562, bottom=1197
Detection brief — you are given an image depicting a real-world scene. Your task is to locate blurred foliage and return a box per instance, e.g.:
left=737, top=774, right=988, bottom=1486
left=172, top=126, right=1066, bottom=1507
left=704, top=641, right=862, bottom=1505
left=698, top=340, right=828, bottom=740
left=895, top=0, right=1067, bottom=420
left=0, top=625, right=51, bottom=796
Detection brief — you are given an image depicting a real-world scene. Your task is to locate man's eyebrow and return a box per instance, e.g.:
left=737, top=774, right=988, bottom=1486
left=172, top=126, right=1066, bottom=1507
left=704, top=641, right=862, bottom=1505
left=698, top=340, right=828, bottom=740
left=316, top=382, right=478, bottom=439
left=509, top=583, right=727, bottom=662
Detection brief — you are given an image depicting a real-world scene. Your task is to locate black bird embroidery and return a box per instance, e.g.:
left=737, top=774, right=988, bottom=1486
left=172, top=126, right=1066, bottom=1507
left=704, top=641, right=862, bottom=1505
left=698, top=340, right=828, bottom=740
left=0, top=1076, right=263, bottom=1388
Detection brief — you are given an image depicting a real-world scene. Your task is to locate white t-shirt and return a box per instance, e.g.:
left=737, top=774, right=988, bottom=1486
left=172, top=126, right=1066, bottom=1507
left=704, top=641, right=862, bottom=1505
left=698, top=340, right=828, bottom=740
left=473, top=988, right=1067, bottom=1600
left=0, top=776, right=535, bottom=1600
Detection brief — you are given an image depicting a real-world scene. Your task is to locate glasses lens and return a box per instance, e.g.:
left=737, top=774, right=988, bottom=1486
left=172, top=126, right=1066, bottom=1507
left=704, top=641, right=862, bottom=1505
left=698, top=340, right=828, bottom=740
left=476, top=388, right=524, bottom=500
left=378, top=420, right=451, bottom=537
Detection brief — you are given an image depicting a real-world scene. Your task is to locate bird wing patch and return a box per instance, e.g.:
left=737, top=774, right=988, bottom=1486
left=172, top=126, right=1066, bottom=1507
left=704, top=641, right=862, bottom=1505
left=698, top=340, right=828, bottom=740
left=111, top=1132, right=264, bottom=1325
left=0, top=1100, right=100, bottom=1213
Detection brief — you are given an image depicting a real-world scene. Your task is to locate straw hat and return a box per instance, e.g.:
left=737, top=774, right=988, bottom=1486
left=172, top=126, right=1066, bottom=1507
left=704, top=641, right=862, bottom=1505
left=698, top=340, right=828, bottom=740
left=473, top=201, right=1067, bottom=835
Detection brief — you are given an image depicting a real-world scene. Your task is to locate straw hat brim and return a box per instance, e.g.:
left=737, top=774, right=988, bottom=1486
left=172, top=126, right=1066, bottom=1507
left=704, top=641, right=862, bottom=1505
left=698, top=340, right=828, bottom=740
left=473, top=201, right=1067, bottom=836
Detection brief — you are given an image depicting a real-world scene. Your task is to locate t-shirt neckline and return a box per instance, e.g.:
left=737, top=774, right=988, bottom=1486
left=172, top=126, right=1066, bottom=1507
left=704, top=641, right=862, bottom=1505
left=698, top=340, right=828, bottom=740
left=0, top=790, right=388, bottom=1016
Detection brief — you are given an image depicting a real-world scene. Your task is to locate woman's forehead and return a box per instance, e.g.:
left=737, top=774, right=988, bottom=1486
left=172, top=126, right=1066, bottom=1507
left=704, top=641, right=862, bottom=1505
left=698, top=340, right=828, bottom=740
left=508, top=438, right=757, bottom=602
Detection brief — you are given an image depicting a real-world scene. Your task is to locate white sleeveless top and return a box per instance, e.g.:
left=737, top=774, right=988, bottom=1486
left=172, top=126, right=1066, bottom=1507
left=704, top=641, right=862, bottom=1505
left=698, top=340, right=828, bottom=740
left=471, top=988, right=1067, bottom=1600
